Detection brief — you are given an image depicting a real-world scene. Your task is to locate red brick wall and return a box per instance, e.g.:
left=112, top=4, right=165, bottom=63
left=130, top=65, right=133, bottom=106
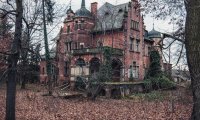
left=91, top=2, right=98, bottom=17
left=39, top=0, right=157, bottom=83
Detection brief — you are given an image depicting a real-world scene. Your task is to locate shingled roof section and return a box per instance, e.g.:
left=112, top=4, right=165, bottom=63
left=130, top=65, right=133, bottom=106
left=94, top=2, right=129, bottom=32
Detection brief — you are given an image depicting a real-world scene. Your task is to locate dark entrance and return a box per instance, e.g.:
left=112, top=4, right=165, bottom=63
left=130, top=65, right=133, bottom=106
left=89, top=57, right=100, bottom=74
left=112, top=59, right=122, bottom=82
left=76, top=58, right=86, bottom=67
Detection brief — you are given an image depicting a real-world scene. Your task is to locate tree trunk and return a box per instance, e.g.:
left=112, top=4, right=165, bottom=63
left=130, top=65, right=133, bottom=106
left=185, top=1, right=200, bottom=120
left=21, top=73, right=26, bottom=89
left=6, top=0, right=23, bottom=120
left=42, top=0, right=52, bottom=95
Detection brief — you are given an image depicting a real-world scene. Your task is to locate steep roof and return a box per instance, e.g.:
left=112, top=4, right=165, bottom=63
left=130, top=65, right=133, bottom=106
left=144, top=30, right=153, bottom=42
left=148, top=28, right=162, bottom=38
left=94, top=2, right=128, bottom=32
left=66, top=6, right=74, bottom=14
left=75, top=0, right=92, bottom=18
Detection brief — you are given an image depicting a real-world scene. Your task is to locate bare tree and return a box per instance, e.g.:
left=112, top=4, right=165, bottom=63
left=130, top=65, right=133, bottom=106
left=140, top=0, right=200, bottom=119
left=5, top=0, right=23, bottom=119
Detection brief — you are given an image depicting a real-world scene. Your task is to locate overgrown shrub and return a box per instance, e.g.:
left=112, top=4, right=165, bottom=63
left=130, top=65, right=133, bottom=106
left=143, top=78, right=152, bottom=91
left=144, top=75, right=175, bottom=90
left=145, top=91, right=164, bottom=101
left=146, top=50, right=162, bottom=77
left=75, top=76, right=86, bottom=90
left=159, top=76, right=175, bottom=89
left=129, top=91, right=165, bottom=101
left=144, top=50, right=175, bottom=91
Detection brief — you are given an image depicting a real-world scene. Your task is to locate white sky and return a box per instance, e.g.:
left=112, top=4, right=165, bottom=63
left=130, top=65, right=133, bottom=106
left=55, top=0, right=174, bottom=32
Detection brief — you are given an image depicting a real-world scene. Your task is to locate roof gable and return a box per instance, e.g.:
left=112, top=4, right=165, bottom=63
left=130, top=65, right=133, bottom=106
left=94, top=2, right=128, bottom=32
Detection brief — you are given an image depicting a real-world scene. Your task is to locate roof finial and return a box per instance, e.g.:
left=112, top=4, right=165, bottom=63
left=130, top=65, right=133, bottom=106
left=81, top=0, right=85, bottom=8
left=69, top=0, right=72, bottom=9
left=153, top=22, right=155, bottom=30
left=153, top=13, right=155, bottom=30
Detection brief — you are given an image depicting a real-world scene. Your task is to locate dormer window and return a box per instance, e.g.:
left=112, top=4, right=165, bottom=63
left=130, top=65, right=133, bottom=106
left=105, top=12, right=109, bottom=16
left=118, top=9, right=123, bottom=13
left=68, top=15, right=70, bottom=18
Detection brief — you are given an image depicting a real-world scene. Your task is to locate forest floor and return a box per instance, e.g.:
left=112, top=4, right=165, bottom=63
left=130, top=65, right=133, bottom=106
left=0, top=84, right=192, bottom=120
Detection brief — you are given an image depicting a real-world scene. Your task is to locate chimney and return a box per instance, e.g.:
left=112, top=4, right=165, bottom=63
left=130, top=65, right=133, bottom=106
left=91, top=2, right=98, bottom=17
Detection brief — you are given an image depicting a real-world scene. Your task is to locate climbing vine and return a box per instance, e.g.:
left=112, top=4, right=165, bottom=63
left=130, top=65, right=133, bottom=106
left=146, top=50, right=162, bottom=78
left=144, top=50, right=175, bottom=90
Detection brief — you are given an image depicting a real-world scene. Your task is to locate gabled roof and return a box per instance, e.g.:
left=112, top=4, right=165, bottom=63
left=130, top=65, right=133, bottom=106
left=94, top=2, right=128, bottom=32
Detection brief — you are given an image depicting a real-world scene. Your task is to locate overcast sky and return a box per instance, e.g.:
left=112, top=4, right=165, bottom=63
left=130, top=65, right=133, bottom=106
left=55, top=0, right=174, bottom=33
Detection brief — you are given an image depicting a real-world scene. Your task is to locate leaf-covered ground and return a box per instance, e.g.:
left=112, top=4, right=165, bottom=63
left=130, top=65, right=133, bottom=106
left=0, top=85, right=192, bottom=120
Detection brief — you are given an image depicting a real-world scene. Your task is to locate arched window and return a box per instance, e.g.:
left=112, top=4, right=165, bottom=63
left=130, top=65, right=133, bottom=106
left=90, top=57, right=100, bottom=74
left=76, top=58, right=86, bottom=67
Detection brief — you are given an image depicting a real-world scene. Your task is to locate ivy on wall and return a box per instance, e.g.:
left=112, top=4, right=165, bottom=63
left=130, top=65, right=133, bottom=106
left=144, top=50, right=175, bottom=90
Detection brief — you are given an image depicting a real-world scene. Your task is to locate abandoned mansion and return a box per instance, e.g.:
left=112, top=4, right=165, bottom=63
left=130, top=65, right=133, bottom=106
left=40, top=0, right=170, bottom=85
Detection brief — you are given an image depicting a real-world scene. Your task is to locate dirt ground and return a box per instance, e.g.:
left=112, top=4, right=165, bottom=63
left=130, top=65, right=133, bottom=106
left=0, top=85, right=192, bottom=120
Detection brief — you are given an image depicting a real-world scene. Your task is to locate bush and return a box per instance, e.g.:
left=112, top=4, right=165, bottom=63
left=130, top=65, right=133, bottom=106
left=75, top=77, right=86, bottom=90
left=144, top=75, right=176, bottom=90
left=145, top=91, right=164, bottom=101
left=159, top=76, right=175, bottom=89
left=144, top=79, right=152, bottom=91
left=129, top=91, right=165, bottom=101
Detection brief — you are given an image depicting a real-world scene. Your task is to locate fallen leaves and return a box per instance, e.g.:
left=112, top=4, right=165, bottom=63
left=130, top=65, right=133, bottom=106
left=0, top=86, right=192, bottom=120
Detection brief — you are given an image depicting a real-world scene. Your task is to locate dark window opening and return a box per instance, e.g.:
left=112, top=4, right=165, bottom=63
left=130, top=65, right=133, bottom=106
left=80, top=43, right=84, bottom=49
left=105, top=12, right=109, bottom=16
left=64, top=62, right=68, bottom=75
left=75, top=21, right=78, bottom=30
left=66, top=42, right=72, bottom=51
left=80, top=20, right=85, bottom=30
left=76, top=58, right=86, bottom=67
left=69, top=42, right=72, bottom=51
left=67, top=25, right=70, bottom=33
left=136, top=40, right=140, bottom=52
left=75, top=42, right=78, bottom=49
left=67, top=15, right=70, bottom=19
left=148, top=46, right=151, bottom=56
left=130, top=38, right=134, bottom=50
left=118, top=9, right=123, bottom=13
left=51, top=64, right=55, bottom=74
left=42, top=67, right=45, bottom=74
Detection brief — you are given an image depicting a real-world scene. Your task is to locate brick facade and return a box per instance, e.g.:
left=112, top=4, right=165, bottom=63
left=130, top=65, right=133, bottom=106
left=40, top=0, right=164, bottom=85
